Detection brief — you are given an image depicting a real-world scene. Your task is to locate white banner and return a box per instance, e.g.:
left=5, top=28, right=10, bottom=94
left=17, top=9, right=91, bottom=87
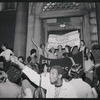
left=47, top=30, right=80, bottom=49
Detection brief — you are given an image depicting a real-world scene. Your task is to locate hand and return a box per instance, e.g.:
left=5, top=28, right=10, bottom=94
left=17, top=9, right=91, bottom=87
left=95, top=63, right=100, bottom=68
left=10, top=56, right=19, bottom=65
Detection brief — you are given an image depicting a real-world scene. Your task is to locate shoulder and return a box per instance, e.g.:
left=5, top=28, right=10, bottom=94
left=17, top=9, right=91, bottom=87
left=63, top=80, right=75, bottom=90
left=6, top=49, right=13, bottom=53
left=22, top=79, right=31, bottom=89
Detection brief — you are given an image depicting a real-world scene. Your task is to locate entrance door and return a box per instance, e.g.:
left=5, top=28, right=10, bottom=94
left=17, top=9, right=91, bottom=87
left=42, top=16, right=83, bottom=45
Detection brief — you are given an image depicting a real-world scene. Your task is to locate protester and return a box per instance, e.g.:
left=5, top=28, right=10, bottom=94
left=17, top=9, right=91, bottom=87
left=0, top=68, right=21, bottom=98
left=28, top=49, right=40, bottom=73
left=91, top=45, right=100, bottom=97
left=68, top=64, right=97, bottom=98
left=84, top=48, right=95, bottom=87
left=62, top=45, right=72, bottom=57
left=71, top=45, right=79, bottom=55
left=56, top=45, right=64, bottom=59
left=0, top=43, right=14, bottom=72
left=18, top=56, right=25, bottom=64
left=10, top=56, right=78, bottom=98
left=31, top=38, right=48, bottom=60
left=45, top=45, right=57, bottom=59
left=79, top=40, right=88, bottom=58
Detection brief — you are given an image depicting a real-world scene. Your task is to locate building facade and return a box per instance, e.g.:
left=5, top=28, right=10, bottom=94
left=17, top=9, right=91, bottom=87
left=0, top=2, right=100, bottom=58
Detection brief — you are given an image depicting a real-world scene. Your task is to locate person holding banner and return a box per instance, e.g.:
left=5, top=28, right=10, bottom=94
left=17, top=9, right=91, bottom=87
left=0, top=43, right=14, bottom=72
left=56, top=45, right=64, bottom=59
left=79, top=40, right=88, bottom=58
left=10, top=55, right=78, bottom=98
left=31, top=38, right=47, bottom=61
left=63, top=45, right=72, bottom=57
left=84, top=48, right=95, bottom=87
left=45, top=44, right=57, bottom=59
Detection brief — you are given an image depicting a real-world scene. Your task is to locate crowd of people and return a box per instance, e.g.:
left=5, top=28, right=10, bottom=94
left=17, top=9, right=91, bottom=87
left=0, top=40, right=100, bottom=98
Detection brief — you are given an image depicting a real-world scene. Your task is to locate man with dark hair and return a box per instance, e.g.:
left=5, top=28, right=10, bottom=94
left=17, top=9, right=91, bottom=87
left=29, top=49, right=39, bottom=73
left=30, top=49, right=36, bottom=55
left=10, top=55, right=78, bottom=98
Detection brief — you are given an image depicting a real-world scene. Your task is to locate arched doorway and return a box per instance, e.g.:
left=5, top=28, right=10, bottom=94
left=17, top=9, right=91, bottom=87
left=33, top=2, right=96, bottom=50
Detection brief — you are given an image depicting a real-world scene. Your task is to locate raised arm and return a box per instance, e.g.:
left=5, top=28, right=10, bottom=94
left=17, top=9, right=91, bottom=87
left=10, top=56, right=26, bottom=70
left=45, top=43, right=50, bottom=54
left=10, top=55, right=49, bottom=90
left=31, top=38, right=41, bottom=51
left=0, top=52, right=4, bottom=57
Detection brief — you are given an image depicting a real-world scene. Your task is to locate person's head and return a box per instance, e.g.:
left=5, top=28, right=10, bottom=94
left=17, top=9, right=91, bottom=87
left=0, top=68, right=8, bottom=82
left=84, top=47, right=90, bottom=60
left=40, top=44, right=45, bottom=50
left=80, top=40, right=85, bottom=47
left=30, top=49, right=37, bottom=57
left=1, top=43, right=8, bottom=51
left=57, top=45, right=62, bottom=51
left=27, top=56, right=32, bottom=63
left=18, top=56, right=25, bottom=64
left=65, top=45, right=70, bottom=53
left=49, top=47, right=55, bottom=53
left=49, top=65, right=63, bottom=85
left=69, top=64, right=83, bottom=79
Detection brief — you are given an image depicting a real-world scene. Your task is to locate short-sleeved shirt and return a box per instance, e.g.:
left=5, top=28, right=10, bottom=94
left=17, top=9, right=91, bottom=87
left=0, top=49, right=14, bottom=61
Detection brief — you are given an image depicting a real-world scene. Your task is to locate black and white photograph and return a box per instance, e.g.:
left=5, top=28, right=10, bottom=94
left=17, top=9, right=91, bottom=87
left=0, top=2, right=100, bottom=98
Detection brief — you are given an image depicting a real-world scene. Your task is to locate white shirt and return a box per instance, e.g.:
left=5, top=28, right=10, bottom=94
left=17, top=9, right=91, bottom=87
left=47, top=53, right=57, bottom=59
left=85, top=59, right=94, bottom=73
left=79, top=46, right=85, bottom=52
left=22, top=66, right=78, bottom=98
left=0, top=49, right=14, bottom=61
left=69, top=78, right=94, bottom=98
left=0, top=80, right=21, bottom=98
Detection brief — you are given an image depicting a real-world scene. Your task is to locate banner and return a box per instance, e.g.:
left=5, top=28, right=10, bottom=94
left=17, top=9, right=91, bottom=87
left=47, top=30, right=80, bottom=49
left=39, top=51, right=83, bottom=72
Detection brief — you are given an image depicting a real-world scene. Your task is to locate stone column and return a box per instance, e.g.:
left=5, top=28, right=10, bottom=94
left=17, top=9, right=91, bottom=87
left=13, top=2, right=29, bottom=58
left=83, top=14, right=91, bottom=49
left=95, top=3, right=100, bottom=47
left=0, top=3, right=4, bottom=11
left=33, top=15, right=41, bottom=46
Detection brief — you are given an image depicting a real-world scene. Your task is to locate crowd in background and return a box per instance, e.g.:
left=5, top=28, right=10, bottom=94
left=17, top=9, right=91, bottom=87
left=0, top=40, right=100, bottom=98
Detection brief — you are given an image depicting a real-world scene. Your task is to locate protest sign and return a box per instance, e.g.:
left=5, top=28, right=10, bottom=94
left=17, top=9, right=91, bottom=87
left=47, top=30, right=80, bottom=49
left=39, top=51, right=83, bottom=73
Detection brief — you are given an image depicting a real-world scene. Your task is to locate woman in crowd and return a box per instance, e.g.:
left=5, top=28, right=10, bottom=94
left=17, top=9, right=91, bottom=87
left=31, top=38, right=48, bottom=61
left=56, top=45, right=64, bottom=59
left=45, top=44, right=57, bottom=59
left=29, top=49, right=40, bottom=73
left=84, top=48, right=95, bottom=87
left=79, top=40, right=88, bottom=58
left=62, top=45, right=72, bottom=58
left=0, top=43, right=14, bottom=72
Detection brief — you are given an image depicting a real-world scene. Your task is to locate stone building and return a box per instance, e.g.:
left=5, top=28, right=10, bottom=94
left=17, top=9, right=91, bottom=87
left=0, top=2, right=100, bottom=58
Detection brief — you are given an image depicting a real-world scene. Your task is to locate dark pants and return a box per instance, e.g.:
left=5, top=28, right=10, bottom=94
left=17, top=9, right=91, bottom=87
left=96, top=66, right=100, bottom=81
left=84, top=77, right=94, bottom=87
left=3, top=60, right=10, bottom=72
